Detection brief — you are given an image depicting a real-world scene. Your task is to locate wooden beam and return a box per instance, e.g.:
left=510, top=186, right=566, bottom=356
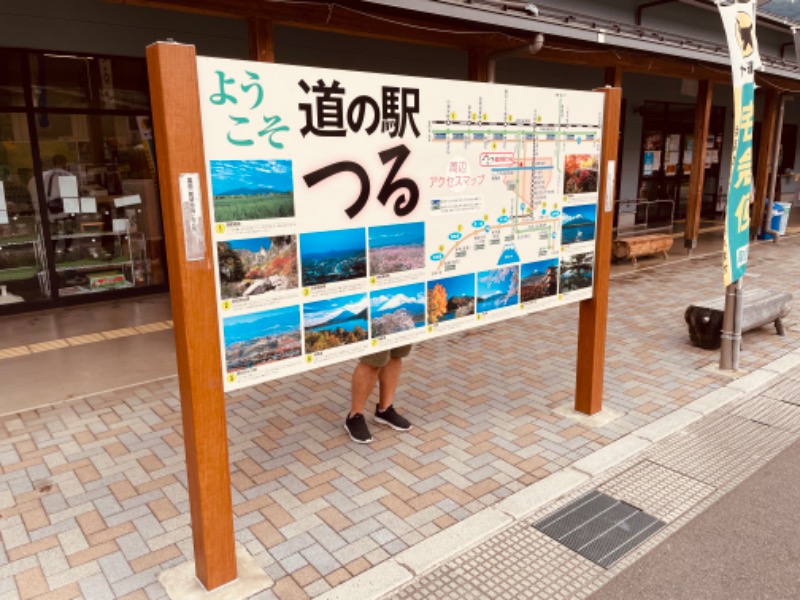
left=145, top=42, right=237, bottom=591
left=249, top=17, right=276, bottom=62
left=752, top=88, right=779, bottom=238
left=684, top=80, right=712, bottom=251
left=110, top=0, right=800, bottom=92
left=575, top=87, right=622, bottom=415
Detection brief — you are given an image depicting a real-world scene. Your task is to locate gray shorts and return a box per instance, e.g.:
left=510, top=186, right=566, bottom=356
left=359, top=344, right=413, bottom=368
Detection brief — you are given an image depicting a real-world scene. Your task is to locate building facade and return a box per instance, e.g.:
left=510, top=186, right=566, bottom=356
left=1, top=0, right=799, bottom=314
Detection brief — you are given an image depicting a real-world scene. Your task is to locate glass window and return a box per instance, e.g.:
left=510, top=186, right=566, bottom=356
left=0, top=112, right=51, bottom=306
left=0, top=50, right=26, bottom=108
left=95, top=57, right=150, bottom=111
left=29, top=53, right=92, bottom=109
left=29, top=54, right=150, bottom=111
left=35, top=113, right=164, bottom=297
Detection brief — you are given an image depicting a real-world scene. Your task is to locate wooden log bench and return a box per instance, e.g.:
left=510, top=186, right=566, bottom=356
left=684, top=289, right=793, bottom=350
left=612, top=234, right=673, bottom=266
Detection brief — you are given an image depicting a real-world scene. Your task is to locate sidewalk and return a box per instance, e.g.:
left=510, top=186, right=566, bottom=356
left=1, top=232, right=799, bottom=599
left=383, top=352, right=800, bottom=599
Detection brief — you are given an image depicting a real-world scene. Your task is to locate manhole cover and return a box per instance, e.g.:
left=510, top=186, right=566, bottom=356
left=533, top=490, right=665, bottom=568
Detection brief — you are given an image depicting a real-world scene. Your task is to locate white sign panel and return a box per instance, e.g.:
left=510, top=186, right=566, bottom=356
left=179, top=173, right=206, bottom=262
left=196, top=57, right=604, bottom=391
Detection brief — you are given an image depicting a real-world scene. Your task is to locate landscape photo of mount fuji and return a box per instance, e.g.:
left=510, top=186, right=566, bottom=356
left=223, top=305, right=302, bottom=372
left=520, top=258, right=559, bottom=301
left=303, top=293, right=369, bottom=352
left=427, top=273, right=475, bottom=324
left=561, top=204, right=597, bottom=245
left=477, top=266, right=519, bottom=313
left=210, top=160, right=295, bottom=222
left=370, top=283, right=425, bottom=336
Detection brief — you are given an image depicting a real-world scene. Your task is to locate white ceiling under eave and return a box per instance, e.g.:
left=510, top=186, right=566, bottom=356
left=356, top=0, right=800, bottom=82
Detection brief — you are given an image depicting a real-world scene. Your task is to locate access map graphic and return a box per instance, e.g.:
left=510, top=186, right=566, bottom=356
left=425, top=95, right=602, bottom=280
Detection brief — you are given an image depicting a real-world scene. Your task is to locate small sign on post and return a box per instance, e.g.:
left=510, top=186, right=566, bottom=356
left=179, top=173, right=206, bottom=261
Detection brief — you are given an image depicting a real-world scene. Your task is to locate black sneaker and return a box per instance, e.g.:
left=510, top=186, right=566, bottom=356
left=374, top=404, right=412, bottom=431
left=345, top=413, right=373, bottom=444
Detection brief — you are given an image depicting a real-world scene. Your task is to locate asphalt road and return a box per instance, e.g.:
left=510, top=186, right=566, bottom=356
left=590, top=438, right=800, bottom=600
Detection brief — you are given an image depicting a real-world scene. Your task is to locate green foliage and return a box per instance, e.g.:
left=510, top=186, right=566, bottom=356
left=213, top=193, right=295, bottom=222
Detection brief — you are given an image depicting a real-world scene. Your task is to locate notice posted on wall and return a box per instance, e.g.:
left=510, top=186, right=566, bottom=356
left=196, top=57, right=604, bottom=391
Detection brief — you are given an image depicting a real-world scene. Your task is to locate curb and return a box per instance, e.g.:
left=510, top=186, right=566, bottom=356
left=316, top=348, right=800, bottom=600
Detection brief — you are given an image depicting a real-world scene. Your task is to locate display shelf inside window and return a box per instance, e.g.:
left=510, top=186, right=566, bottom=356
left=0, top=182, right=49, bottom=304
left=51, top=211, right=149, bottom=296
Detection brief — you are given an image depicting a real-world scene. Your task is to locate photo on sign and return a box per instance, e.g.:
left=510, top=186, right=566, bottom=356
left=210, top=159, right=295, bottom=223
left=217, top=235, right=298, bottom=299
left=520, top=258, right=559, bottom=302
left=427, top=273, right=475, bottom=324
left=368, top=221, right=425, bottom=275
left=304, top=293, right=369, bottom=352
left=561, top=204, right=597, bottom=245
left=300, top=228, right=367, bottom=286
left=559, top=252, right=594, bottom=292
left=477, top=266, right=519, bottom=313
left=370, top=283, right=426, bottom=337
left=563, top=154, right=599, bottom=195
left=223, top=305, right=302, bottom=372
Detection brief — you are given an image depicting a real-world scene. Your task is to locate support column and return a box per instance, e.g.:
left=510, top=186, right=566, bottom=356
left=146, top=42, right=237, bottom=591
left=752, top=89, right=779, bottom=238
left=684, top=80, right=712, bottom=252
left=248, top=17, right=276, bottom=63
left=575, top=87, right=622, bottom=415
left=604, top=66, right=622, bottom=88
left=468, top=47, right=489, bottom=83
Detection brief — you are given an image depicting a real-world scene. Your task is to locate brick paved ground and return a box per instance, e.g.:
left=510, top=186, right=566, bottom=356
left=1, top=235, right=799, bottom=599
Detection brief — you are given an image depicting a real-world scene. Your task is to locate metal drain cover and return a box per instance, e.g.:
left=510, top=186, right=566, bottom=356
left=533, top=490, right=665, bottom=568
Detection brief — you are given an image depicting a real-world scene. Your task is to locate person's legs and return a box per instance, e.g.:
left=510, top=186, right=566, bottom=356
left=374, top=345, right=412, bottom=431
left=377, top=356, right=402, bottom=411
left=345, top=351, right=389, bottom=444
left=350, top=361, right=381, bottom=417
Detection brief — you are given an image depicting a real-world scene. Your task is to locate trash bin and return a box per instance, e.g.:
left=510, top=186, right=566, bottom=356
left=757, top=201, right=785, bottom=240
left=777, top=201, right=792, bottom=235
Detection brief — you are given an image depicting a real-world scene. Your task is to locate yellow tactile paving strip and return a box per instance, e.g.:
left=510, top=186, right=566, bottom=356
left=0, top=320, right=174, bottom=361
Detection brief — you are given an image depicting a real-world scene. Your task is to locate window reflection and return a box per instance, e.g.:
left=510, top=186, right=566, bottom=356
left=34, top=114, right=164, bottom=296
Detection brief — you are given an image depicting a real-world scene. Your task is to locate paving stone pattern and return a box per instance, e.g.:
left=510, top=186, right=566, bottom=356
left=1, top=236, right=800, bottom=599
left=393, top=373, right=800, bottom=599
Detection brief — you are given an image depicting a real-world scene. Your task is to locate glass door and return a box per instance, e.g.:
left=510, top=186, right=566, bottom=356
left=0, top=50, right=51, bottom=308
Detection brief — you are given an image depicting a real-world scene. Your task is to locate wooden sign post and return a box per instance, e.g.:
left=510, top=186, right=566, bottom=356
left=575, top=87, right=622, bottom=415
left=146, top=42, right=237, bottom=591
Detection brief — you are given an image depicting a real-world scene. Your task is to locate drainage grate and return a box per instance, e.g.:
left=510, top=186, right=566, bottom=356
left=533, top=491, right=665, bottom=568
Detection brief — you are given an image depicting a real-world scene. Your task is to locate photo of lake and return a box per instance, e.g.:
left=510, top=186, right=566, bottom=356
left=477, top=266, right=519, bottom=312
left=210, top=160, right=295, bottom=222
left=223, top=305, right=302, bottom=372
left=427, top=273, right=475, bottom=324
left=300, top=228, right=367, bottom=286
left=560, top=252, right=594, bottom=292
left=370, top=282, right=425, bottom=336
left=368, top=222, right=425, bottom=275
left=520, top=258, right=559, bottom=301
left=303, top=293, right=369, bottom=352
left=562, top=204, right=597, bottom=245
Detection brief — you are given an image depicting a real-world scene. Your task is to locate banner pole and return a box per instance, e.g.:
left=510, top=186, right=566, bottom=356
left=146, top=42, right=237, bottom=590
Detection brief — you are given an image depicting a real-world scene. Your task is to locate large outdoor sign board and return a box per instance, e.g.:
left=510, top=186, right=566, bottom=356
left=196, top=57, right=604, bottom=391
